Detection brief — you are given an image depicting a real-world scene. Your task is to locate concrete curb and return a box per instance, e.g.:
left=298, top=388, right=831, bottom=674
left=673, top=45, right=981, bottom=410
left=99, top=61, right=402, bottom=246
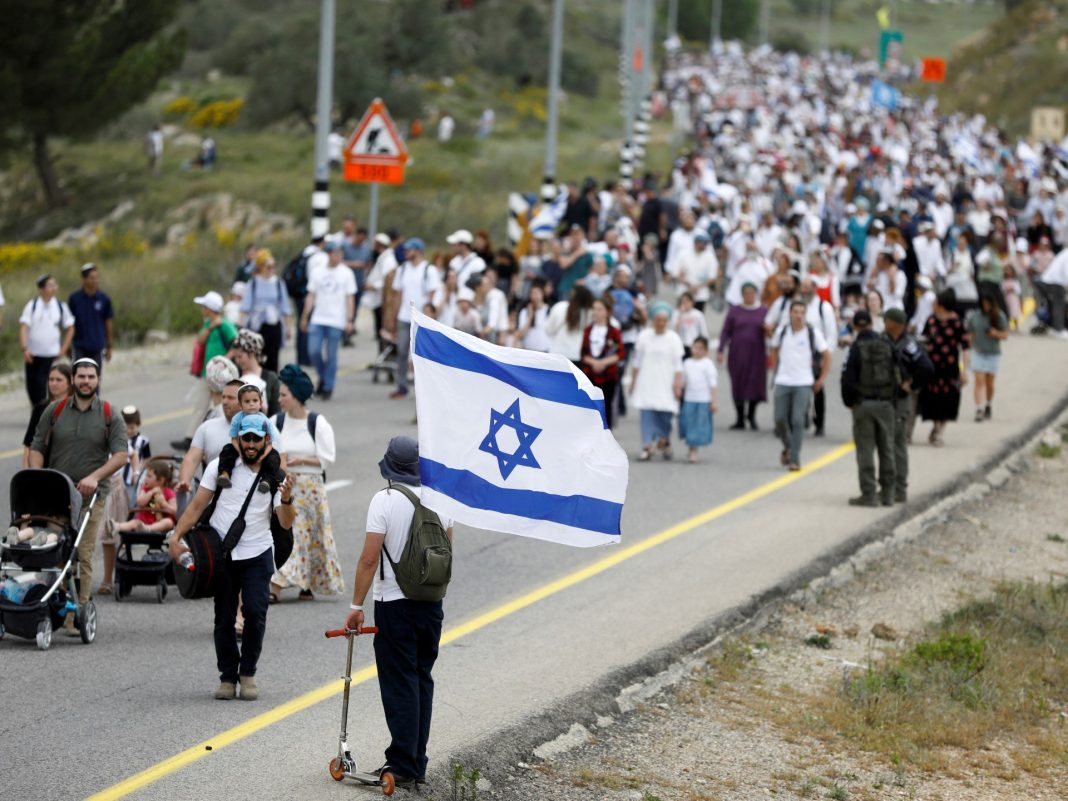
left=430, top=388, right=1068, bottom=793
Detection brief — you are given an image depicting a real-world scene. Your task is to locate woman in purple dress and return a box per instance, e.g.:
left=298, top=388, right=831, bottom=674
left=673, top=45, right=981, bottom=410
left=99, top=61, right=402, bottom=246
left=716, top=282, right=768, bottom=430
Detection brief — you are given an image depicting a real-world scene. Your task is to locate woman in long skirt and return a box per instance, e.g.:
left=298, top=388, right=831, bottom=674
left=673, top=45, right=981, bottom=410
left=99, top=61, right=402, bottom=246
left=919, top=290, right=971, bottom=447
left=269, top=365, right=344, bottom=601
left=716, top=282, right=768, bottom=430
left=630, top=302, right=685, bottom=461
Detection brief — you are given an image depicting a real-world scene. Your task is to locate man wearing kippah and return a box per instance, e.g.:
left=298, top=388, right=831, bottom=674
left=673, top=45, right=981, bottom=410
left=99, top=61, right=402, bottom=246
left=68, top=263, right=114, bottom=374
left=18, top=274, right=75, bottom=406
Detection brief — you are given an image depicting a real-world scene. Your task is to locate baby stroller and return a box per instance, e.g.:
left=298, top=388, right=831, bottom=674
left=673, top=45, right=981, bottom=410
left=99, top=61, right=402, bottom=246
left=0, top=469, right=99, bottom=651
left=114, top=456, right=185, bottom=603
left=370, top=341, right=396, bottom=384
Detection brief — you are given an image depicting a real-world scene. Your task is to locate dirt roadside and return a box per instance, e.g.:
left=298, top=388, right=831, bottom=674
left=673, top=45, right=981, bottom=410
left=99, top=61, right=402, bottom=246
left=485, top=432, right=1068, bottom=801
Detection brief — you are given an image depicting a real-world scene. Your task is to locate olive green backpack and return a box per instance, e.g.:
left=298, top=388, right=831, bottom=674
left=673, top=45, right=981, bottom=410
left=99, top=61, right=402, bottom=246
left=380, top=483, right=453, bottom=602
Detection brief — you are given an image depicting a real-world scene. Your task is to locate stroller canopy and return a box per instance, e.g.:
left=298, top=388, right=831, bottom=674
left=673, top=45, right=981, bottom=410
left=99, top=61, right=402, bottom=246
left=9, top=469, right=82, bottom=524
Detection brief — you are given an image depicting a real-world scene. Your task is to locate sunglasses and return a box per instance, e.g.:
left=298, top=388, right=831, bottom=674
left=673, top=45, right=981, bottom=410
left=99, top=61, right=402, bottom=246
left=240, top=432, right=266, bottom=443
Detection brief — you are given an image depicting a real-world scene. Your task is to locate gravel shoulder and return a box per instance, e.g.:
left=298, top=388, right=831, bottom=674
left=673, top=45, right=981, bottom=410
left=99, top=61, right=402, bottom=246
left=485, top=432, right=1068, bottom=801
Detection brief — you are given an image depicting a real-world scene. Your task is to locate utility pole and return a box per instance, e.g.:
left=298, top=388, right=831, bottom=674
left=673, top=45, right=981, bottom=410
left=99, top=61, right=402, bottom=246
left=620, top=0, right=636, bottom=181
left=667, top=0, right=678, bottom=41
left=710, top=0, right=722, bottom=49
left=310, top=0, right=335, bottom=239
left=819, top=0, right=831, bottom=53
left=631, top=0, right=654, bottom=173
left=759, top=0, right=770, bottom=47
left=543, top=0, right=565, bottom=199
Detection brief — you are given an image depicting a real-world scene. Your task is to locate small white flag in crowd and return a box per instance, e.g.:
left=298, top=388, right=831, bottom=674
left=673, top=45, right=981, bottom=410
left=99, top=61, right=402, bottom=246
left=410, top=310, right=628, bottom=547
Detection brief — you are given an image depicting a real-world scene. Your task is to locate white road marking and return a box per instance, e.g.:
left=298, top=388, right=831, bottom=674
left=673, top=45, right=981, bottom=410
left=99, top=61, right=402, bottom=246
left=324, top=479, right=353, bottom=493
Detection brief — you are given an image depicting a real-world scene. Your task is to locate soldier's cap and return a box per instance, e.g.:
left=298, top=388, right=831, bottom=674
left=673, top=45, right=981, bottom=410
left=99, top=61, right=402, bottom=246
left=884, top=308, right=907, bottom=325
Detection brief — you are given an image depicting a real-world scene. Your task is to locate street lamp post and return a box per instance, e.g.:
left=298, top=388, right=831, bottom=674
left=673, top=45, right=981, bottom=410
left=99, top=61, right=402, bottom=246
left=310, top=0, right=335, bottom=239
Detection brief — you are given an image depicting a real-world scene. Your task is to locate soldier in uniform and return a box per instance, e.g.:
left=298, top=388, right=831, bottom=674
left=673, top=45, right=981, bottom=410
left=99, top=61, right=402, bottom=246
left=883, top=307, right=934, bottom=503
left=841, top=310, right=898, bottom=507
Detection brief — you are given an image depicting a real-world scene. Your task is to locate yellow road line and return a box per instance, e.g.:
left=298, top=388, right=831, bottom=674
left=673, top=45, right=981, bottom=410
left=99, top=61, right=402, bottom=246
left=84, top=441, right=854, bottom=801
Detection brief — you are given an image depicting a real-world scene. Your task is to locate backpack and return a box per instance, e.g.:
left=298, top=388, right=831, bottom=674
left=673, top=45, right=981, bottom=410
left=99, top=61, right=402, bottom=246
left=857, top=334, right=900, bottom=400
left=283, top=252, right=310, bottom=300
left=609, top=287, right=638, bottom=331
left=379, top=483, right=452, bottom=602
left=275, top=411, right=318, bottom=441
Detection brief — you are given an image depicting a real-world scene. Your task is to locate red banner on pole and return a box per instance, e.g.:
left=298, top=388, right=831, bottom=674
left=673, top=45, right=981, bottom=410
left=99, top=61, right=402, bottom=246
left=920, top=58, right=946, bottom=83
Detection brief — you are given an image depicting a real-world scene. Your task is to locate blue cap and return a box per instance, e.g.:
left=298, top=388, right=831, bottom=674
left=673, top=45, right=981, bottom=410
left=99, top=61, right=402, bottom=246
left=403, top=237, right=425, bottom=252
left=323, top=240, right=342, bottom=253
left=237, top=413, right=270, bottom=438
left=694, top=231, right=711, bottom=243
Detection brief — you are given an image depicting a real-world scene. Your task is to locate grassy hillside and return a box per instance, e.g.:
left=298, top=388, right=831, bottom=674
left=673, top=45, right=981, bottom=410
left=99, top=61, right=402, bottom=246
left=938, top=0, right=1068, bottom=134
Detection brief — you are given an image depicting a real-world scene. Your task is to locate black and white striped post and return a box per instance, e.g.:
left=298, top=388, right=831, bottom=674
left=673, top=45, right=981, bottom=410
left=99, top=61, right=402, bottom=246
left=310, top=0, right=335, bottom=239
left=619, top=0, right=637, bottom=182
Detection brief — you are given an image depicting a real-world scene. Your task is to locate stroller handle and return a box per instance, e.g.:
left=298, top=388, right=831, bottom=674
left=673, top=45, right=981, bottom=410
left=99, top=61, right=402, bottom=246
left=325, top=627, right=378, bottom=638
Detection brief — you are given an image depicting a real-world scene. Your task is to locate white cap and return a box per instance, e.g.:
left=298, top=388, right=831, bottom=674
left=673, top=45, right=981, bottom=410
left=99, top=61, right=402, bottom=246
left=194, top=291, right=224, bottom=313
left=230, top=281, right=247, bottom=297
left=374, top=233, right=391, bottom=247
left=446, top=229, right=474, bottom=245
left=457, top=286, right=476, bottom=302
left=1015, top=236, right=1029, bottom=252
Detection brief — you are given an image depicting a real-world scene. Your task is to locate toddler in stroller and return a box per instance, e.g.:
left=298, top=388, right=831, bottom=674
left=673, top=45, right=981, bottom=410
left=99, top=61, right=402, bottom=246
left=110, top=458, right=181, bottom=603
left=109, top=460, right=176, bottom=535
left=3, top=518, right=62, bottom=548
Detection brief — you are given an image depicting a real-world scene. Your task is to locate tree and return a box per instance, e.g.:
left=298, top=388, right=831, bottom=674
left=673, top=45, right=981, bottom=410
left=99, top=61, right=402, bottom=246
left=0, top=0, right=184, bottom=207
left=677, top=0, right=759, bottom=43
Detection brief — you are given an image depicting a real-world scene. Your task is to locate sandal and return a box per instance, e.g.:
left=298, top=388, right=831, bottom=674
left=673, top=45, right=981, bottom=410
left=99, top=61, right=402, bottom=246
left=97, top=583, right=113, bottom=596
left=637, top=448, right=653, bottom=462
left=268, top=592, right=280, bottom=605
left=298, top=590, right=314, bottom=601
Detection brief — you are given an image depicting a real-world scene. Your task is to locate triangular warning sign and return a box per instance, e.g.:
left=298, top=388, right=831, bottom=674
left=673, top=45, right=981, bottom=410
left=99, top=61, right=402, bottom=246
left=344, top=99, right=408, bottom=164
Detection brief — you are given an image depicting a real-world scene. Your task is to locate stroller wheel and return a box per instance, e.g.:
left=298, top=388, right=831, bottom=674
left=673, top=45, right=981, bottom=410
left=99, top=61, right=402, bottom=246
left=380, top=771, right=395, bottom=796
left=36, top=619, right=52, bottom=651
left=156, top=581, right=167, bottom=604
left=78, top=600, right=97, bottom=644
left=328, top=758, right=346, bottom=782
left=0, top=621, right=5, bottom=640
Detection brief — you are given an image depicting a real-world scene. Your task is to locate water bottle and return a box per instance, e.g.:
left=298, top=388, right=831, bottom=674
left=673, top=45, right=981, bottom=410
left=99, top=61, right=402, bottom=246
left=178, top=552, right=195, bottom=572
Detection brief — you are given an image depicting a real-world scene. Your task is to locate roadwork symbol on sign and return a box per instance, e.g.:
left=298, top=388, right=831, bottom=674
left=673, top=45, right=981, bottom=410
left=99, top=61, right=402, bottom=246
left=343, top=98, right=409, bottom=185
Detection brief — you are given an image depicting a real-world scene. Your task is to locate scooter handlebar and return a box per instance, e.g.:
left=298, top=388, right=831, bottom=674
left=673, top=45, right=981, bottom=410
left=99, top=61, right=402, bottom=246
left=325, top=627, right=378, bottom=638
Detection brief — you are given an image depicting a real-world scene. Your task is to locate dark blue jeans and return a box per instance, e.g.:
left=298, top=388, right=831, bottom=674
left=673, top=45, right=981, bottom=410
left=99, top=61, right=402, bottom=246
left=373, top=598, right=444, bottom=780
left=213, top=547, right=273, bottom=683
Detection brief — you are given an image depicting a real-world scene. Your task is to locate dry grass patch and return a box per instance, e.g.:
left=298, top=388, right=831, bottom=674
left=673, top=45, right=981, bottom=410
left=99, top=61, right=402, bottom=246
left=796, top=580, right=1068, bottom=773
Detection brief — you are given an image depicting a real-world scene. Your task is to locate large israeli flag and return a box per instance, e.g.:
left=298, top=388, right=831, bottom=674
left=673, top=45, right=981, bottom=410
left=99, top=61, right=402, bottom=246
left=410, top=310, right=628, bottom=547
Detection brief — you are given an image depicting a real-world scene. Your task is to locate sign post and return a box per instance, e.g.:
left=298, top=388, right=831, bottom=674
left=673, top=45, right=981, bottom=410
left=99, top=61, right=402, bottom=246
left=343, top=98, right=410, bottom=236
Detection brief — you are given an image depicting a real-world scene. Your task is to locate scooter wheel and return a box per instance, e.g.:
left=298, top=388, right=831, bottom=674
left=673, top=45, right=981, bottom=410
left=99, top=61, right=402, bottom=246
left=328, top=758, right=346, bottom=782
left=380, top=771, right=395, bottom=796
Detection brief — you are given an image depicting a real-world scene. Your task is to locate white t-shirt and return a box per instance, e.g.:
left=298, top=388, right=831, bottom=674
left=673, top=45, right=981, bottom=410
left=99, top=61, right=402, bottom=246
left=19, top=297, right=75, bottom=357
left=308, top=265, right=357, bottom=329
left=271, top=412, right=335, bottom=473
left=449, top=252, right=486, bottom=289
left=682, top=356, right=718, bottom=403
left=304, top=246, right=329, bottom=286
left=201, top=457, right=281, bottom=561
left=366, top=484, right=453, bottom=602
left=192, top=415, right=233, bottom=465
left=393, top=261, right=442, bottom=324
left=518, top=305, right=550, bottom=352
left=774, top=325, right=828, bottom=387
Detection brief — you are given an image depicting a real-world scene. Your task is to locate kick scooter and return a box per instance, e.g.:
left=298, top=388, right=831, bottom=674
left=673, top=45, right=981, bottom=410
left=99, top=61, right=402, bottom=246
left=324, top=627, right=395, bottom=795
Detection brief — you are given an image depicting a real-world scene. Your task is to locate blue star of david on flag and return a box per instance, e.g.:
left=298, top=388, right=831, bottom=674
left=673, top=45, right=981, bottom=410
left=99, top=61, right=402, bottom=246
left=479, top=398, right=542, bottom=480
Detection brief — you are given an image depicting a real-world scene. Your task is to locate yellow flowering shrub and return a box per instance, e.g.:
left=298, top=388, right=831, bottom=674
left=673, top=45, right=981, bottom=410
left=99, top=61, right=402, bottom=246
left=0, top=242, right=65, bottom=275
left=190, top=99, right=244, bottom=128
left=164, top=96, right=198, bottom=118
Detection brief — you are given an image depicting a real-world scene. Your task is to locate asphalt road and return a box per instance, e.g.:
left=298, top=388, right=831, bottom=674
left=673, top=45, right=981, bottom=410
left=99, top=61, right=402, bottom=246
left=1, top=314, right=1065, bottom=801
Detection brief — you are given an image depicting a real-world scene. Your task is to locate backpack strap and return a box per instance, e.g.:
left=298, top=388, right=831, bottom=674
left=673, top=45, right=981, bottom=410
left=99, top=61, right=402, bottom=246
left=307, top=412, right=318, bottom=442
left=275, top=412, right=286, bottom=432
left=379, top=481, right=418, bottom=580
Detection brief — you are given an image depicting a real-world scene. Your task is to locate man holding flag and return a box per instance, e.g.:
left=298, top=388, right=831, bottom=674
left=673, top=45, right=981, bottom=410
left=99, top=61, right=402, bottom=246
left=343, top=309, right=628, bottom=781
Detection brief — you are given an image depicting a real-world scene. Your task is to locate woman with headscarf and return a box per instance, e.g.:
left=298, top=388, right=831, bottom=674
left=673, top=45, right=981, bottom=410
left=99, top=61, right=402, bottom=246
left=919, top=289, right=970, bottom=447
left=269, top=364, right=344, bottom=602
left=716, top=282, right=767, bottom=430
left=240, top=248, right=294, bottom=373
left=629, top=301, right=685, bottom=461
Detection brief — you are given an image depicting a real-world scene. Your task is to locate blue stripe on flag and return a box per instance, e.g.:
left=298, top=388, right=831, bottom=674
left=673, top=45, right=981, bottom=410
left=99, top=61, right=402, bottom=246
left=414, top=326, right=607, bottom=427
left=420, top=458, right=622, bottom=536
